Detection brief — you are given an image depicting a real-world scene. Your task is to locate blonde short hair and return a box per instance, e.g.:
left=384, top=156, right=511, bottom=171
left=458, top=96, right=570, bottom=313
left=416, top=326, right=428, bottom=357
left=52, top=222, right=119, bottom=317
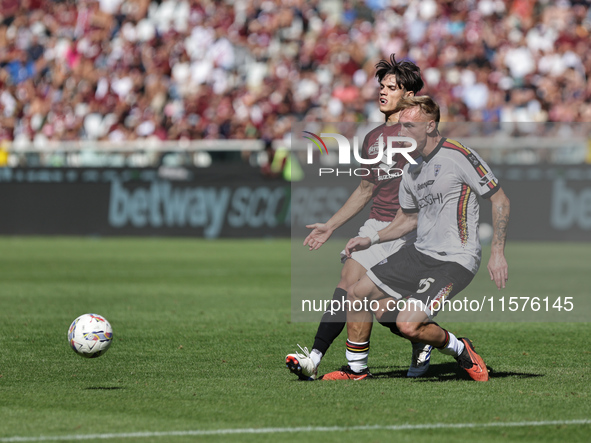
left=393, top=96, right=440, bottom=123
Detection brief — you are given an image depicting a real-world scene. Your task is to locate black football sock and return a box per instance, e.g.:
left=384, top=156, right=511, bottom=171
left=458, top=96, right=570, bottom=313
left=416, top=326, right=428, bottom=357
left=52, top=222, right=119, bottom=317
left=377, top=310, right=404, bottom=337
left=381, top=322, right=405, bottom=338
left=312, top=287, right=348, bottom=355
left=380, top=318, right=440, bottom=340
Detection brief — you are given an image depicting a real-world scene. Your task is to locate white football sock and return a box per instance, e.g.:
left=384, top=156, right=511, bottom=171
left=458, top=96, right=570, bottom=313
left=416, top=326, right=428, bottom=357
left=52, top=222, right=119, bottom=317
left=346, top=340, right=369, bottom=372
left=310, top=349, right=323, bottom=368
left=437, top=331, right=465, bottom=357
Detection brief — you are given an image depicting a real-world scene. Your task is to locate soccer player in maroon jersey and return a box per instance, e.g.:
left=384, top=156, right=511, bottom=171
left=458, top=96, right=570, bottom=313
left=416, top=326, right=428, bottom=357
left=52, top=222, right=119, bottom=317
left=322, top=96, right=510, bottom=382
left=286, top=54, right=431, bottom=380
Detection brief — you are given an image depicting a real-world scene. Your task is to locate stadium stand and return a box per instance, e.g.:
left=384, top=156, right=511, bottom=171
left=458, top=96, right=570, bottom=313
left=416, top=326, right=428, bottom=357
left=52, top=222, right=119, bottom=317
left=0, top=0, right=589, bottom=166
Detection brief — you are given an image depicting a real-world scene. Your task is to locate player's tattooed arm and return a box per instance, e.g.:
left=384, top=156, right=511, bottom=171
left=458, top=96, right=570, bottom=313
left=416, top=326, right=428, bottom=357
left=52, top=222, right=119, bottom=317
left=491, top=189, right=510, bottom=250
left=488, top=188, right=510, bottom=289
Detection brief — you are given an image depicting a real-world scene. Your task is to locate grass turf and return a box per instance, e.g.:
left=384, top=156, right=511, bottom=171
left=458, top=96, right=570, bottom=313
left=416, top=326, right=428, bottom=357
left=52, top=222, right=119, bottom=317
left=0, top=237, right=589, bottom=442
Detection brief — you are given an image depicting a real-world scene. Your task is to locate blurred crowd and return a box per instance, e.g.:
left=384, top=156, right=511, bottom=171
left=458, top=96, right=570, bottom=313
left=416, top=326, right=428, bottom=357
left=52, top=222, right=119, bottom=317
left=0, top=0, right=590, bottom=148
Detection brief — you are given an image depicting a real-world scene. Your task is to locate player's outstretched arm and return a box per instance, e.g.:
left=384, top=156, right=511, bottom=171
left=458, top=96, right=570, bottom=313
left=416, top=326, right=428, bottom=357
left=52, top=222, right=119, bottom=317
left=374, top=208, right=417, bottom=243
left=344, top=208, right=417, bottom=257
left=304, top=179, right=373, bottom=250
left=487, top=188, right=510, bottom=289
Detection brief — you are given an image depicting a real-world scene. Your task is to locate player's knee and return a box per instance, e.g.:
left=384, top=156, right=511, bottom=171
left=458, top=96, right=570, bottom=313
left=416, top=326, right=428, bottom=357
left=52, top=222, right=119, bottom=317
left=347, top=288, right=359, bottom=303
left=337, top=274, right=356, bottom=292
left=347, top=284, right=365, bottom=304
left=338, top=260, right=365, bottom=290
left=396, top=321, right=420, bottom=340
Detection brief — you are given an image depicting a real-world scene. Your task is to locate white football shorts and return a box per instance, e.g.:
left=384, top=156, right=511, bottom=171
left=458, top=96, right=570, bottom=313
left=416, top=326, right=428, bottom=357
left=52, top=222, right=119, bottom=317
left=340, top=218, right=417, bottom=270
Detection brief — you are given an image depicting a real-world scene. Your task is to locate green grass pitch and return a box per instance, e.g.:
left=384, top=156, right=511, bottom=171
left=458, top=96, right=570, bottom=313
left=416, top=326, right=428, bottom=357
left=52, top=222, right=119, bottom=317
left=0, top=237, right=590, bottom=442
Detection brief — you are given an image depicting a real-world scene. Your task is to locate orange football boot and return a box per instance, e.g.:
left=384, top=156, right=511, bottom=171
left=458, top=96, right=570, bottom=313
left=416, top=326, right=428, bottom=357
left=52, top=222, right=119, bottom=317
left=321, top=365, right=372, bottom=380
left=456, top=338, right=489, bottom=381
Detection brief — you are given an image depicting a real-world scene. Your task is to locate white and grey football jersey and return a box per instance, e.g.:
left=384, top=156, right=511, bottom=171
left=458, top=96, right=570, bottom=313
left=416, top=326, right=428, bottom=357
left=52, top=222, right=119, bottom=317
left=400, top=137, right=500, bottom=274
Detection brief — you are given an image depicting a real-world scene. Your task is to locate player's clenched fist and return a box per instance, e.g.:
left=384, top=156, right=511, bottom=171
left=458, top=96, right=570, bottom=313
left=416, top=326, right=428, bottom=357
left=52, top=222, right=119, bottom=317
left=345, top=236, right=371, bottom=257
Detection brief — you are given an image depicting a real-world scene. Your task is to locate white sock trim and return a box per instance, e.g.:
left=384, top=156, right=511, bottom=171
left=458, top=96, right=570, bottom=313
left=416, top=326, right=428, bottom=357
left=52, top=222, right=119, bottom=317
left=310, top=349, right=322, bottom=368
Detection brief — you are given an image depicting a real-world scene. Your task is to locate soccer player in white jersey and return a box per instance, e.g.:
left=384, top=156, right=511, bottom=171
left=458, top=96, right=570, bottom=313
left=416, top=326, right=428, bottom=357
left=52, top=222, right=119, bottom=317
left=286, top=55, right=432, bottom=381
left=322, top=96, right=510, bottom=382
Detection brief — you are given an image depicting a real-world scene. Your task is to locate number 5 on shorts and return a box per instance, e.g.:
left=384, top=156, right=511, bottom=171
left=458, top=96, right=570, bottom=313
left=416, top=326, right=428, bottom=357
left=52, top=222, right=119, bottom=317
left=417, top=277, right=435, bottom=293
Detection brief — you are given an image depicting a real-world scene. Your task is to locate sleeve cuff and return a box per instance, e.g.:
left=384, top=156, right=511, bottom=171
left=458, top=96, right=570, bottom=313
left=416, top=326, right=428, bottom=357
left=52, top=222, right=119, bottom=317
left=482, top=184, right=500, bottom=200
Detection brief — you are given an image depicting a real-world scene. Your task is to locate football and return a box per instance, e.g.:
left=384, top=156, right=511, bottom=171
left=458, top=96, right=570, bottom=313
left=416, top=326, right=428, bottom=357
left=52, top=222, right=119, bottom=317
left=68, top=313, right=113, bottom=358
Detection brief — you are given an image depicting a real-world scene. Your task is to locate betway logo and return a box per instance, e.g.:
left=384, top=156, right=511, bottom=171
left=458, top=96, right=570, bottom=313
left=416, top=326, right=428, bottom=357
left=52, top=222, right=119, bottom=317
left=551, top=179, right=591, bottom=230
left=306, top=133, right=417, bottom=165
left=108, top=180, right=286, bottom=237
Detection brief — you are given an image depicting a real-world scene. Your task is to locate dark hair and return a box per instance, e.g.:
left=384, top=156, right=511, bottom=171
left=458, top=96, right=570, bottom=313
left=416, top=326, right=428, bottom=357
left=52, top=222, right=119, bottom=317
left=393, top=96, right=440, bottom=123
left=375, top=54, right=424, bottom=94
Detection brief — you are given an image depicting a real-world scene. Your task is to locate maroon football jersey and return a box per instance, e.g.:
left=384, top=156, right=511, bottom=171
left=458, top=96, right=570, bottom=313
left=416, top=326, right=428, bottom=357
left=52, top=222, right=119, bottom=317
left=360, top=123, right=420, bottom=221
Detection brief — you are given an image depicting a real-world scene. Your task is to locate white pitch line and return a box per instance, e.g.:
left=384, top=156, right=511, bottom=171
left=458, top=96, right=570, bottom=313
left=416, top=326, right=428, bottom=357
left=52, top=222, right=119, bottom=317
left=1, top=419, right=590, bottom=442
